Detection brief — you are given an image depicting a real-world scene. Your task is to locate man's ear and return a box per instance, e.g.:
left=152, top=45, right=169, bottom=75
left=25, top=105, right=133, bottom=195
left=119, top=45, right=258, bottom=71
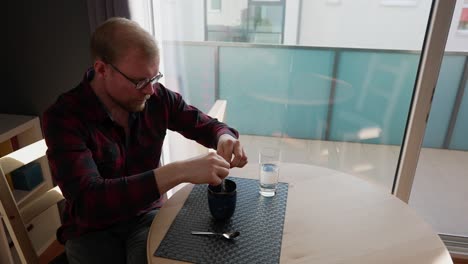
left=93, top=59, right=108, bottom=78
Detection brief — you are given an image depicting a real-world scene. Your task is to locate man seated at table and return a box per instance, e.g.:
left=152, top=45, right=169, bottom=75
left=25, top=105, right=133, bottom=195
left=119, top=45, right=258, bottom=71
left=42, top=17, right=248, bottom=264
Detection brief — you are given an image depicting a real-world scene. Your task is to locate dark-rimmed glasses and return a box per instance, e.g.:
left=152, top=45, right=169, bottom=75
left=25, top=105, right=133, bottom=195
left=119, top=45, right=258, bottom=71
left=109, top=63, right=163, bottom=90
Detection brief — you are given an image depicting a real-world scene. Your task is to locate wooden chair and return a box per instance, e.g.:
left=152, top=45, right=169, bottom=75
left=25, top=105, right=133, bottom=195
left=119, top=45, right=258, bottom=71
left=0, top=139, right=64, bottom=264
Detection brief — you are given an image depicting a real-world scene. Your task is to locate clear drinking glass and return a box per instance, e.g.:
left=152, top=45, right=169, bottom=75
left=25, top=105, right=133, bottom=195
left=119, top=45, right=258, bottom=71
left=259, top=147, right=281, bottom=197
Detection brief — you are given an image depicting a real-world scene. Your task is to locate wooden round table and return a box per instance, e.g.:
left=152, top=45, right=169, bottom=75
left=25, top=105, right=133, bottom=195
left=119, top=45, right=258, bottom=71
left=147, top=163, right=452, bottom=264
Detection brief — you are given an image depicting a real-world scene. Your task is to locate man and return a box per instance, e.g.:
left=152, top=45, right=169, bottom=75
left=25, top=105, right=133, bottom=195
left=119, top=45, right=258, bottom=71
left=43, top=17, right=248, bottom=264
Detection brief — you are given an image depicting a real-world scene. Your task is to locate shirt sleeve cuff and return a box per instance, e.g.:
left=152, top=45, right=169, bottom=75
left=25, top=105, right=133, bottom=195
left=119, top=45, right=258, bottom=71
left=214, top=127, right=239, bottom=148
left=126, top=170, right=161, bottom=206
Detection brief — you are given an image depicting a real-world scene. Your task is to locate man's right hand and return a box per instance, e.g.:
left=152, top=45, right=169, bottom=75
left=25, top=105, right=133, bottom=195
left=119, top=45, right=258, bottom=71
left=153, top=152, right=230, bottom=195
left=180, top=152, right=230, bottom=185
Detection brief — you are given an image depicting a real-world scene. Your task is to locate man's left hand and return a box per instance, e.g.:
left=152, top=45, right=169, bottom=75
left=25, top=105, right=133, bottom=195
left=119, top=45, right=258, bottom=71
left=216, top=134, right=248, bottom=168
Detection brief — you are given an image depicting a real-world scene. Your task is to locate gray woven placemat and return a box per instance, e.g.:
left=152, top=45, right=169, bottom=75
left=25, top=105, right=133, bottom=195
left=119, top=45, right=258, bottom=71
left=154, top=177, right=289, bottom=264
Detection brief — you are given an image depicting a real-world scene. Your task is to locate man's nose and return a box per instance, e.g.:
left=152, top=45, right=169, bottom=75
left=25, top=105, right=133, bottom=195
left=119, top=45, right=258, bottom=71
left=141, top=82, right=155, bottom=95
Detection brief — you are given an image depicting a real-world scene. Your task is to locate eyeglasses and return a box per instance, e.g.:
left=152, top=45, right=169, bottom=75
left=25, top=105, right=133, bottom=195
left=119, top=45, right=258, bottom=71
left=108, top=63, right=163, bottom=90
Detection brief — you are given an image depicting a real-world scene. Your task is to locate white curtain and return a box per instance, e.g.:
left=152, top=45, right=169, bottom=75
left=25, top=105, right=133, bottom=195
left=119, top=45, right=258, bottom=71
left=87, top=0, right=153, bottom=33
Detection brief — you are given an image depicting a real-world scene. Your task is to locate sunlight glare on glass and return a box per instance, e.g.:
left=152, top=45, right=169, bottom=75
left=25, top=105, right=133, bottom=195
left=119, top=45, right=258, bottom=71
left=352, top=164, right=374, bottom=173
left=321, top=149, right=329, bottom=156
left=358, top=127, right=382, bottom=140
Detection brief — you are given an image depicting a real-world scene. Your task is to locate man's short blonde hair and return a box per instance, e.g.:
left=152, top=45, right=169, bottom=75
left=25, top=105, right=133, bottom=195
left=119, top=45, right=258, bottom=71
left=90, top=17, right=159, bottom=64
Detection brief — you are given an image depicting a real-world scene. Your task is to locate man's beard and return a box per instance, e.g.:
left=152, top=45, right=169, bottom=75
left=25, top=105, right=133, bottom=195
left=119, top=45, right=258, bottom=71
left=128, top=95, right=150, bottom=112
left=111, top=94, right=150, bottom=112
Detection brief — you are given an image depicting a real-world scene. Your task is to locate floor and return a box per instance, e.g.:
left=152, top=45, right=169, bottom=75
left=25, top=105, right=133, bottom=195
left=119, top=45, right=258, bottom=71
left=454, top=258, right=468, bottom=264
left=239, top=135, right=468, bottom=237
left=38, top=240, right=468, bottom=264
left=39, top=240, right=64, bottom=264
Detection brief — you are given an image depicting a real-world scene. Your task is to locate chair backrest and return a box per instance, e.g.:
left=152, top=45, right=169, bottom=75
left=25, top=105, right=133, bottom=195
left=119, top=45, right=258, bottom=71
left=0, top=139, right=64, bottom=264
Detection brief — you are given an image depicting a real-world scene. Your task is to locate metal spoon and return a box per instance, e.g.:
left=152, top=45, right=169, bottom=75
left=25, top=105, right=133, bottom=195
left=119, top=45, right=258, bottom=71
left=210, top=179, right=227, bottom=193
left=221, top=179, right=226, bottom=192
left=191, top=231, right=240, bottom=239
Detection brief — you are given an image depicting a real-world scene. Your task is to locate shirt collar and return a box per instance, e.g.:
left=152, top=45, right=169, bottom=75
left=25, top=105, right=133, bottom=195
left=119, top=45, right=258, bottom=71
left=81, top=68, right=142, bottom=125
left=79, top=68, right=114, bottom=124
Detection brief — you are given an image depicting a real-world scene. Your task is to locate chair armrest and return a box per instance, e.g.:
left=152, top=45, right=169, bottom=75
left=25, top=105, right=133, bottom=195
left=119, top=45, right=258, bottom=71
left=207, top=100, right=227, bottom=122
left=0, top=140, right=47, bottom=175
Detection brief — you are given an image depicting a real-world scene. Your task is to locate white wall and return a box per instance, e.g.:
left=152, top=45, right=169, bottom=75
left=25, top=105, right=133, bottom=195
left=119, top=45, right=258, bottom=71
left=298, top=0, right=467, bottom=51
left=299, top=0, right=433, bottom=50
left=446, top=0, right=468, bottom=52
left=155, top=0, right=466, bottom=52
left=284, top=0, right=301, bottom=45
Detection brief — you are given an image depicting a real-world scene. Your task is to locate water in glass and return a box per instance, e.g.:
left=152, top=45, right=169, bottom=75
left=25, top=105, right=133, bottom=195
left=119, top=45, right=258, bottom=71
left=260, top=163, right=279, bottom=197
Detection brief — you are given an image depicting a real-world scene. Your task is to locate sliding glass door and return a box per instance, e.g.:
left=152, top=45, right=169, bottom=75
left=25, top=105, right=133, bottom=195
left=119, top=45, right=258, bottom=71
left=151, top=0, right=461, bottom=254
left=408, top=0, right=468, bottom=256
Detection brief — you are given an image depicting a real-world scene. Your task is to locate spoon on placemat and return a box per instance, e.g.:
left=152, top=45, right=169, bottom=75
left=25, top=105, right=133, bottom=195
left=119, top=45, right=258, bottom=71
left=191, top=231, right=240, bottom=240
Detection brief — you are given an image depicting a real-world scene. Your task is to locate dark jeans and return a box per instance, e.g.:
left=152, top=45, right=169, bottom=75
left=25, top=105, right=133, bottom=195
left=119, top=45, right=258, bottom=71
left=65, top=209, right=158, bottom=264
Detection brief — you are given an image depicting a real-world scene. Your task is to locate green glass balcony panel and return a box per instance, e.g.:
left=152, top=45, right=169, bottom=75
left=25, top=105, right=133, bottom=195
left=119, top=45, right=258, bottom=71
left=450, top=80, right=468, bottom=151
left=423, top=55, right=466, bottom=148
left=168, top=42, right=466, bottom=149
left=329, top=51, right=420, bottom=145
left=219, top=46, right=334, bottom=139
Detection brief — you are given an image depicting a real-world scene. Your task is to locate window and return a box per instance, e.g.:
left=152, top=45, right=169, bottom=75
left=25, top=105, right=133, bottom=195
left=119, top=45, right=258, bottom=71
left=205, top=0, right=285, bottom=44
left=208, top=0, right=221, bottom=12
left=247, top=4, right=283, bottom=43
left=152, top=0, right=468, bottom=253
left=458, top=1, right=468, bottom=34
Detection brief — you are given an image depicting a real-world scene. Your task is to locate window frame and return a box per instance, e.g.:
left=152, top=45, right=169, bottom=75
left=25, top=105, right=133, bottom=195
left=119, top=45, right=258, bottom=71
left=456, top=3, right=468, bottom=35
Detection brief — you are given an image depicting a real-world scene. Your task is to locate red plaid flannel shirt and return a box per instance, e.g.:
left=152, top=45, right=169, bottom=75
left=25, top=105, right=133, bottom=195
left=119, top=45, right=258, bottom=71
left=43, top=69, right=238, bottom=243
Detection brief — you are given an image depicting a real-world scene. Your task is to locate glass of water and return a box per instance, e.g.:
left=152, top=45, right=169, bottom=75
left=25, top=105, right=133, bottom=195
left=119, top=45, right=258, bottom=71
left=259, top=147, right=281, bottom=197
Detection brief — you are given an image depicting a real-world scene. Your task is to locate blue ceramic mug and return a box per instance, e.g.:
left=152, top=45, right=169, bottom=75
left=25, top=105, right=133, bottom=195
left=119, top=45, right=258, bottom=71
left=208, top=179, right=237, bottom=221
